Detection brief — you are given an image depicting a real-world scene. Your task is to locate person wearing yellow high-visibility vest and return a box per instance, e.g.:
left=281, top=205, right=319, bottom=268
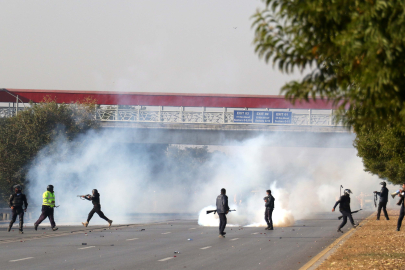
left=34, top=185, right=58, bottom=231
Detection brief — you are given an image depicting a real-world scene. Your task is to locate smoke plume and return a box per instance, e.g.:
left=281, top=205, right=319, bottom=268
left=26, top=129, right=393, bottom=226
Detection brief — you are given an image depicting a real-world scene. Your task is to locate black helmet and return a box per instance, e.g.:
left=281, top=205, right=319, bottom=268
left=344, top=189, right=352, bottom=195
left=92, top=189, right=98, bottom=195
left=47, top=185, right=54, bottom=192
left=380, top=181, right=386, bottom=186
left=13, top=184, right=22, bottom=192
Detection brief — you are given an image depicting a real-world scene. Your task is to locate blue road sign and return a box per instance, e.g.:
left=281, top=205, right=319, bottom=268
left=234, top=110, right=253, bottom=123
left=253, top=111, right=272, bottom=123
left=273, top=111, right=292, bottom=124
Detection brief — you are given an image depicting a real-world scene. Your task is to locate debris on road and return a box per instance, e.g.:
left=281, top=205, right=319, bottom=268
left=187, top=238, right=193, bottom=241
left=174, top=251, right=180, bottom=254
left=82, top=243, right=87, bottom=245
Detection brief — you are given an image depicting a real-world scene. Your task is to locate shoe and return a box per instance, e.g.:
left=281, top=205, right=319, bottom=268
left=268, top=227, right=274, bottom=230
left=376, top=218, right=380, bottom=220
left=82, top=222, right=88, bottom=227
left=222, top=232, right=226, bottom=235
left=52, top=227, right=58, bottom=231
left=397, top=228, right=400, bottom=231
left=387, top=218, right=390, bottom=220
left=7, top=226, right=11, bottom=232
left=265, top=227, right=269, bottom=230
left=353, top=224, right=359, bottom=228
left=34, top=224, right=38, bottom=231
left=108, top=220, right=113, bottom=227
left=337, top=229, right=343, bottom=233
left=19, top=230, right=23, bottom=234
left=218, top=235, right=225, bottom=238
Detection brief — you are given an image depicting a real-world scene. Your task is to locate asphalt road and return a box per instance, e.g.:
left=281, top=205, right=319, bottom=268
left=0, top=211, right=372, bottom=270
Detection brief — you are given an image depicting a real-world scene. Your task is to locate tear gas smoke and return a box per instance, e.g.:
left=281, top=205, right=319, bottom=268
left=26, top=129, right=391, bottom=226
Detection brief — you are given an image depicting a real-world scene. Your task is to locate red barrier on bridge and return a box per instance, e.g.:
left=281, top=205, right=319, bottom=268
left=1, top=88, right=336, bottom=109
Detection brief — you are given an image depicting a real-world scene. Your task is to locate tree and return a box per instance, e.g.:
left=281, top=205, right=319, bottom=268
left=0, top=97, right=98, bottom=202
left=252, top=0, right=405, bottom=131
left=354, top=124, right=405, bottom=185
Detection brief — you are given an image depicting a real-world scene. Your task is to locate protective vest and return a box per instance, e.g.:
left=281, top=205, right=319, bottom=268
left=42, top=191, right=55, bottom=207
left=12, top=194, right=24, bottom=207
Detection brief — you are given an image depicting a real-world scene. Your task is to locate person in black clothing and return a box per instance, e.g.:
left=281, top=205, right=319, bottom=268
left=264, top=190, right=275, bottom=230
left=216, top=188, right=229, bottom=238
left=374, top=181, right=389, bottom=220
left=81, top=189, right=112, bottom=227
left=332, top=189, right=358, bottom=233
left=8, top=185, right=28, bottom=234
left=396, top=183, right=405, bottom=231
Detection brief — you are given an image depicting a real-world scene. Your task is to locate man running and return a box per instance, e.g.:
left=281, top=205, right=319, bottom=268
left=332, top=189, right=358, bottom=233
left=34, top=185, right=58, bottom=231
left=81, top=189, right=112, bottom=227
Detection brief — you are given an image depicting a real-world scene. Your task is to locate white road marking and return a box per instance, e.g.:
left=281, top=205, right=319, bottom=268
left=230, top=238, right=239, bottom=241
left=200, top=246, right=212, bottom=250
left=158, top=257, right=174, bottom=262
left=126, top=238, right=139, bottom=241
left=9, top=257, right=34, bottom=262
left=161, top=232, right=171, bottom=235
left=78, top=246, right=95, bottom=250
left=251, top=232, right=259, bottom=235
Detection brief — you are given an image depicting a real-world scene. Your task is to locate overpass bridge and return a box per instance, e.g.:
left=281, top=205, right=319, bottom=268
left=0, top=88, right=354, bottom=147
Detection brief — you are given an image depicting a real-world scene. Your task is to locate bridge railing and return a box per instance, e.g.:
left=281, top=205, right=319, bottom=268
left=0, top=104, right=341, bottom=126
left=94, top=106, right=341, bottom=126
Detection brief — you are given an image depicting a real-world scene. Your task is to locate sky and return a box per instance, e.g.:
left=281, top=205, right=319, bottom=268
left=0, top=0, right=304, bottom=95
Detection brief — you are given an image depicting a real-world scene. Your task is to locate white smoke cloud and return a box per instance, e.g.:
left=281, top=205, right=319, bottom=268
left=26, top=128, right=396, bottom=227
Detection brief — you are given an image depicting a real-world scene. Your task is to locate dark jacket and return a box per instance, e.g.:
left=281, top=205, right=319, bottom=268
left=216, top=194, right=229, bottom=214
left=85, top=193, right=100, bottom=206
left=333, top=194, right=351, bottom=212
left=376, top=187, right=389, bottom=203
left=265, top=195, right=275, bottom=209
left=9, top=193, right=28, bottom=209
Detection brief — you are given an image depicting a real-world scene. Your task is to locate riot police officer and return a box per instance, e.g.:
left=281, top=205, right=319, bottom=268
left=8, top=185, right=28, bottom=234
left=332, top=189, right=358, bottom=233
left=216, top=188, right=229, bottom=238
left=374, top=181, right=389, bottom=220
left=264, top=190, right=274, bottom=230
left=396, top=183, right=405, bottom=231
left=34, top=185, right=58, bottom=231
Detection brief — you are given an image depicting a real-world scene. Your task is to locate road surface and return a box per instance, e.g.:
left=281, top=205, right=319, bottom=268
left=0, top=211, right=372, bottom=270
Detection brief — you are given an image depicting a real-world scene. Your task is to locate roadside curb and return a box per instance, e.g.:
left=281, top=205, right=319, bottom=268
left=299, top=211, right=375, bottom=270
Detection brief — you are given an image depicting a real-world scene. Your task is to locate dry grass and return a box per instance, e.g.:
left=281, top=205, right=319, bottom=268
left=317, top=210, right=405, bottom=270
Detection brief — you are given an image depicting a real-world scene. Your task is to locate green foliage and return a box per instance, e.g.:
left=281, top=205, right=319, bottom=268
left=354, top=124, right=405, bottom=184
left=0, top=98, right=98, bottom=202
left=252, top=0, right=405, bottom=131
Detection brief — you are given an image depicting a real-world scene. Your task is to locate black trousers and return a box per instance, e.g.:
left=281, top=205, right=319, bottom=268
left=87, top=204, right=109, bottom=223
left=338, top=210, right=355, bottom=229
left=397, top=205, right=404, bottom=230
left=377, top=201, right=389, bottom=220
left=35, top=205, right=56, bottom=228
left=9, top=207, right=24, bottom=231
left=264, top=208, right=273, bottom=228
left=218, top=213, right=227, bottom=235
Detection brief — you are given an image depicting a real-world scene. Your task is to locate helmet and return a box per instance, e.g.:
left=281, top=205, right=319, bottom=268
left=344, top=189, right=352, bottom=195
left=92, top=189, right=98, bottom=195
left=380, top=181, right=386, bottom=186
left=47, top=185, right=54, bottom=192
left=13, top=184, right=22, bottom=191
